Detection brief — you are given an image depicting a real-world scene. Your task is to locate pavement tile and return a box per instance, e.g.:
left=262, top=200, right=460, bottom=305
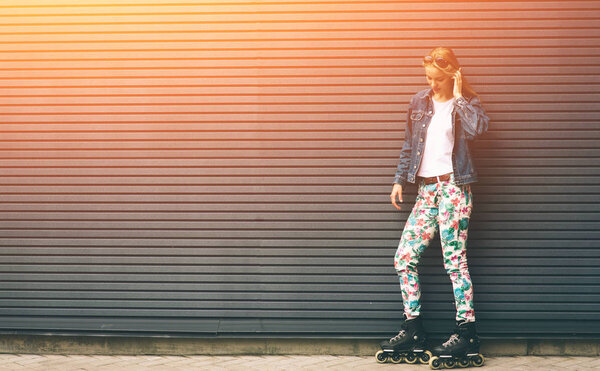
left=555, top=357, right=597, bottom=368
left=0, top=354, right=598, bottom=370
left=589, top=358, right=600, bottom=368
left=12, top=355, right=45, bottom=366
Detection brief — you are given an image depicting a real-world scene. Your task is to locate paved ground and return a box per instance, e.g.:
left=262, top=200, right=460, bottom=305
left=0, top=354, right=598, bottom=370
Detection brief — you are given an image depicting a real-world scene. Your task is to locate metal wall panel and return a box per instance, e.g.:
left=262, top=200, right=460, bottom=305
left=0, top=0, right=598, bottom=338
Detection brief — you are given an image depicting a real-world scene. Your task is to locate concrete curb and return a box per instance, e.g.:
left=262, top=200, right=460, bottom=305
left=0, top=336, right=598, bottom=356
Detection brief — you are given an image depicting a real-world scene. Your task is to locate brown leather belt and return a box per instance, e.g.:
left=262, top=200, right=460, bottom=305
left=418, top=172, right=452, bottom=185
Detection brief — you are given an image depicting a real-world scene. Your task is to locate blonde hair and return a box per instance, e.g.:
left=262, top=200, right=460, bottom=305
left=423, top=47, right=478, bottom=98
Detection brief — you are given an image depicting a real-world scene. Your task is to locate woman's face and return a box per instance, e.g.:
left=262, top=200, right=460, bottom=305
left=425, top=65, right=453, bottom=96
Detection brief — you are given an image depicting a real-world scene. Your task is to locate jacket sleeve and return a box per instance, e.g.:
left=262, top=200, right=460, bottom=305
left=393, top=105, right=413, bottom=186
left=454, top=95, right=489, bottom=140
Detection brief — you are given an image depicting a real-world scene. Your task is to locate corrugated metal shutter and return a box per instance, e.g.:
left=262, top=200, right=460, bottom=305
left=0, top=1, right=598, bottom=338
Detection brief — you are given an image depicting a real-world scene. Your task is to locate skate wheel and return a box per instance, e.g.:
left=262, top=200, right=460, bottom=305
left=444, top=358, right=456, bottom=368
left=375, top=350, right=388, bottom=364
left=457, top=358, right=470, bottom=368
left=404, top=352, right=418, bottom=364
left=470, top=354, right=485, bottom=367
left=390, top=353, right=403, bottom=364
left=419, top=350, right=433, bottom=364
left=429, top=356, right=443, bottom=370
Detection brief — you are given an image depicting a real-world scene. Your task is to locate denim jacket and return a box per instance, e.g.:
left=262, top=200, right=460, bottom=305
left=393, top=88, right=489, bottom=186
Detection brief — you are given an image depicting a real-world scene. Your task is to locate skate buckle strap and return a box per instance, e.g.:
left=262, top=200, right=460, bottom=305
left=442, top=333, right=460, bottom=347
left=390, top=329, right=406, bottom=342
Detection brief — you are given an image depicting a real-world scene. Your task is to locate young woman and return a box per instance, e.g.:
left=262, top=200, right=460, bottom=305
left=376, top=47, right=489, bottom=368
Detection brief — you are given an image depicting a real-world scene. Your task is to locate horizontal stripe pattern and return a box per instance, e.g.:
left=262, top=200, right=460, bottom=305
left=0, top=0, right=598, bottom=338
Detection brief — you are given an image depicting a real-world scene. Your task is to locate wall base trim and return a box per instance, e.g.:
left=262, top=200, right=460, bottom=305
left=0, top=336, right=598, bottom=356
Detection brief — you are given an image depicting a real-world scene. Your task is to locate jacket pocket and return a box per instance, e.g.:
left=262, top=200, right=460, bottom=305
left=410, top=111, right=424, bottom=121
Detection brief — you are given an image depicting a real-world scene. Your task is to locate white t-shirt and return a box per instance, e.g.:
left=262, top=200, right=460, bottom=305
left=417, top=98, right=455, bottom=177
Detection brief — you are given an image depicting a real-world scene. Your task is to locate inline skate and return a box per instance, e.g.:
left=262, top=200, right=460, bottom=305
left=429, top=321, right=485, bottom=369
left=375, top=316, right=432, bottom=364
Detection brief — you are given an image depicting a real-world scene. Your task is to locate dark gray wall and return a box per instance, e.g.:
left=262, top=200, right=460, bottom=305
left=0, top=1, right=598, bottom=339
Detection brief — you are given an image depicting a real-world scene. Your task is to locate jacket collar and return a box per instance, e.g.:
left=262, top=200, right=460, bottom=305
left=418, top=87, right=475, bottom=101
left=418, top=88, right=433, bottom=100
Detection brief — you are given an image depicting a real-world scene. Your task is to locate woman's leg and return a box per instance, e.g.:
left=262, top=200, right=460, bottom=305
left=437, top=180, right=475, bottom=322
left=394, top=183, right=438, bottom=319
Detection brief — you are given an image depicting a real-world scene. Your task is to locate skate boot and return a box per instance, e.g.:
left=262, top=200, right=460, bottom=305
left=429, top=321, right=485, bottom=369
left=375, top=316, right=432, bottom=364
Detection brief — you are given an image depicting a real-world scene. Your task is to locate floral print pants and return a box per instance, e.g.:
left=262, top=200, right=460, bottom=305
left=394, top=175, right=476, bottom=322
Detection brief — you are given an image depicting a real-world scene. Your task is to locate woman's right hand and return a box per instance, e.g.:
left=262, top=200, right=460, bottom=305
left=390, top=183, right=403, bottom=210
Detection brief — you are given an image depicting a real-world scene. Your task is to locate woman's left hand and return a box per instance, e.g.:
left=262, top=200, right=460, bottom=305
left=453, top=68, right=463, bottom=99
